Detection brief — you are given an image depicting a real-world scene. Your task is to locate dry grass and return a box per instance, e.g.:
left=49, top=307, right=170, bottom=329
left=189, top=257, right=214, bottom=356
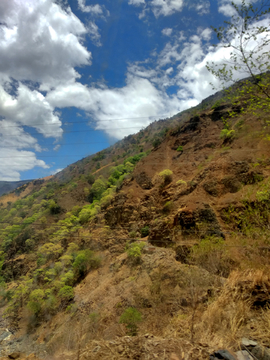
left=196, top=269, right=270, bottom=349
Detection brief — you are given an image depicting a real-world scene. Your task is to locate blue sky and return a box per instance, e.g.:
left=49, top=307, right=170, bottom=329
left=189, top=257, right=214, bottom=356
left=0, top=0, right=266, bottom=180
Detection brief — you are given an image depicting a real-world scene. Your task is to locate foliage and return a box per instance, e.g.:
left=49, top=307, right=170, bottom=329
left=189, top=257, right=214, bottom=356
left=220, top=129, right=235, bottom=140
left=27, top=289, right=45, bottom=315
left=126, top=242, right=146, bottom=261
left=58, top=285, right=74, bottom=304
left=207, top=0, right=270, bottom=110
left=49, top=200, right=61, bottom=215
left=189, top=237, right=231, bottom=276
left=73, top=250, right=101, bottom=280
left=159, top=169, right=173, bottom=185
left=140, top=226, right=149, bottom=237
left=176, top=146, right=183, bottom=152
left=176, top=179, right=187, bottom=187
left=88, top=177, right=107, bottom=202
left=119, top=307, right=142, bottom=336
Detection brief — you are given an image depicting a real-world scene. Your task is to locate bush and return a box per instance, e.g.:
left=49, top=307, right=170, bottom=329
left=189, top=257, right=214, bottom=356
left=27, top=289, right=45, bottom=315
left=49, top=200, right=61, bottom=215
left=140, top=226, right=149, bottom=237
left=176, top=146, right=183, bottom=152
left=220, top=129, right=235, bottom=140
left=87, top=174, right=95, bottom=185
left=73, top=250, right=101, bottom=280
left=58, top=285, right=74, bottom=304
left=119, top=307, right=142, bottom=336
left=159, top=169, right=173, bottom=185
left=126, top=242, right=146, bottom=263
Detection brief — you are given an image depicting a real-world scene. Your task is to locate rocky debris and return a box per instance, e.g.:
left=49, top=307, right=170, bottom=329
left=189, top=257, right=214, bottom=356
left=210, top=339, right=270, bottom=360
left=79, top=334, right=210, bottom=360
left=241, top=338, right=270, bottom=360
left=135, top=172, right=153, bottom=190
left=209, top=349, right=237, bottom=360
left=148, top=219, right=173, bottom=246
left=175, top=204, right=224, bottom=238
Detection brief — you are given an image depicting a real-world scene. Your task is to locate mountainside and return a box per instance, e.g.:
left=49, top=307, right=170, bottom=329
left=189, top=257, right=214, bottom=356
left=0, top=84, right=270, bottom=359
left=0, top=181, right=32, bottom=198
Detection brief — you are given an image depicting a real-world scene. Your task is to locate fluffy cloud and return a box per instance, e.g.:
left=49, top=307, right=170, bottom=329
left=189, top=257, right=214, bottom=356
left=0, top=0, right=92, bottom=180
left=0, top=148, right=49, bottom=181
left=77, top=1, right=103, bottom=14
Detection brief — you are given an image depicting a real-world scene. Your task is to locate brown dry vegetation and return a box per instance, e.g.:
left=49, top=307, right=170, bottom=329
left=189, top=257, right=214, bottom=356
left=1, top=85, right=270, bottom=359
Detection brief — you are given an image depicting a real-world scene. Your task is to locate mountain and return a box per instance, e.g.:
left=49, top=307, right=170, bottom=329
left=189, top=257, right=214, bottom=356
left=0, top=180, right=32, bottom=197
left=0, top=81, right=270, bottom=360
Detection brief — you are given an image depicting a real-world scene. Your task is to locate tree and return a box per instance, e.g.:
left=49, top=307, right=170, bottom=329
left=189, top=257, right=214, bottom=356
left=207, top=0, right=270, bottom=102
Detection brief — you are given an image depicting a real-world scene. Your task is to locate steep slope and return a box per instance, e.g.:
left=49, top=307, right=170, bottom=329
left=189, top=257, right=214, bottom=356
left=0, top=85, right=270, bottom=359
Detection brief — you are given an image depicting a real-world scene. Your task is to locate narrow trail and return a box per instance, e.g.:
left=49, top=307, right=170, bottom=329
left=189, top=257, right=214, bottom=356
left=92, top=161, right=115, bottom=175
left=165, top=144, right=172, bottom=169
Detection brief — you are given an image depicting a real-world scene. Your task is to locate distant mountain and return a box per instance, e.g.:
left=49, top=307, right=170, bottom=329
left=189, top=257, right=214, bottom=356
left=0, top=180, right=32, bottom=197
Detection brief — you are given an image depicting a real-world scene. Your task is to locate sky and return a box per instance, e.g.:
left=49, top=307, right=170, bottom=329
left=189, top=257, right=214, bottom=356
left=0, top=0, right=268, bottom=181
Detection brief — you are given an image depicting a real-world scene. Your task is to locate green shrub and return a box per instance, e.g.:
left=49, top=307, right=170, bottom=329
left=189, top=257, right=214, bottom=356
left=176, top=146, right=183, bottom=152
left=163, top=201, right=173, bottom=213
left=73, top=250, right=101, bottom=280
left=49, top=200, right=61, bottom=215
left=58, top=285, right=74, bottom=304
left=176, top=179, right=187, bottom=186
left=159, top=169, right=173, bottom=185
left=220, top=129, right=235, bottom=140
left=119, top=307, right=142, bottom=336
left=27, top=289, right=45, bottom=315
left=126, top=242, right=146, bottom=262
left=140, top=226, right=149, bottom=237
left=129, top=230, right=137, bottom=239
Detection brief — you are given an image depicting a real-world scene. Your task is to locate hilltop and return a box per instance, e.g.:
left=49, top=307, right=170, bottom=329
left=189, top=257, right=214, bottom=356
left=0, top=81, right=270, bottom=359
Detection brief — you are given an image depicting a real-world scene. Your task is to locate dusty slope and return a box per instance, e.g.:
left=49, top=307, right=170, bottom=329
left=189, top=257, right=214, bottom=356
left=1, top=96, right=270, bottom=359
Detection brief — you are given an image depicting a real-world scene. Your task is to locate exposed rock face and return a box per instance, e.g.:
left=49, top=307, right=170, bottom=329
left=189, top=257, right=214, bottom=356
left=175, top=204, right=224, bottom=238
left=135, top=172, right=153, bottom=190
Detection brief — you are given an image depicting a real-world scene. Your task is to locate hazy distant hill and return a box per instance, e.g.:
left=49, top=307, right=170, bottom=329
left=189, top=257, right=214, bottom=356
left=0, top=180, right=32, bottom=197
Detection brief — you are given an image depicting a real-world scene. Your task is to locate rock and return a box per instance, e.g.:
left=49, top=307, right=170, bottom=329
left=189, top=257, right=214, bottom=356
left=235, top=350, right=253, bottom=360
left=209, top=349, right=237, bottom=360
left=0, top=331, right=12, bottom=342
left=8, top=353, right=21, bottom=359
left=250, top=345, right=270, bottom=360
left=241, top=338, right=257, bottom=347
left=135, top=172, right=153, bottom=190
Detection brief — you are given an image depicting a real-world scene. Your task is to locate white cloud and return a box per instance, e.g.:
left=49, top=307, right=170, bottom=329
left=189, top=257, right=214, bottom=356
left=51, top=168, right=63, bottom=175
left=151, top=0, right=184, bottom=17
left=78, top=1, right=103, bottom=14
left=128, top=0, right=184, bottom=17
left=201, top=28, right=212, bottom=41
left=53, top=145, right=61, bottom=151
left=195, top=1, right=210, bottom=15
left=0, top=0, right=92, bottom=180
left=162, top=28, right=173, bottom=36
left=128, top=0, right=145, bottom=5
left=0, top=148, right=49, bottom=181
left=218, top=3, right=237, bottom=16
left=88, top=21, right=102, bottom=46
left=0, top=0, right=91, bottom=90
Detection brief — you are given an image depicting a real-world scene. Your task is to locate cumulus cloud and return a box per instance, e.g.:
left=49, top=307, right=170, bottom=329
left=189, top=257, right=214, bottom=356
left=0, top=0, right=92, bottom=180
left=0, top=148, right=49, bottom=181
